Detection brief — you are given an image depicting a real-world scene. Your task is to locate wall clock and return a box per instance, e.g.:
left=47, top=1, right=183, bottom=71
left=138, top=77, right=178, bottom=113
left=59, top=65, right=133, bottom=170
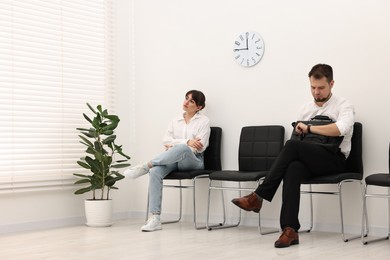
left=233, top=31, right=265, bottom=67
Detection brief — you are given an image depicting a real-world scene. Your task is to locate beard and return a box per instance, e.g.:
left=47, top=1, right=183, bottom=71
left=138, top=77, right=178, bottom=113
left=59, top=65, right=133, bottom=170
left=315, top=97, right=328, bottom=102
left=314, top=93, right=332, bottom=103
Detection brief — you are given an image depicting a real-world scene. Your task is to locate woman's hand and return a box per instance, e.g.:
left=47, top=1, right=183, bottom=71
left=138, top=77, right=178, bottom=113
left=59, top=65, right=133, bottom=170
left=187, top=138, right=204, bottom=151
left=164, top=144, right=174, bottom=150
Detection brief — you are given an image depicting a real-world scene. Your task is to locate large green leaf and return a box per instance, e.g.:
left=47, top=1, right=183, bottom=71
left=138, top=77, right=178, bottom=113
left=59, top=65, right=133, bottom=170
left=76, top=127, right=90, bottom=131
left=105, top=175, right=124, bottom=186
left=115, top=159, right=130, bottom=163
left=101, top=130, right=114, bottom=135
left=82, top=113, right=93, bottom=124
left=92, top=116, right=101, bottom=129
left=85, top=157, right=101, bottom=174
left=73, top=173, right=92, bottom=179
left=85, top=146, right=95, bottom=154
left=74, top=179, right=91, bottom=184
left=74, top=186, right=93, bottom=195
left=111, top=163, right=131, bottom=168
left=77, top=161, right=91, bottom=169
left=87, top=103, right=97, bottom=115
left=105, top=115, right=119, bottom=122
left=103, top=135, right=116, bottom=144
left=79, top=135, right=93, bottom=147
left=102, top=122, right=118, bottom=132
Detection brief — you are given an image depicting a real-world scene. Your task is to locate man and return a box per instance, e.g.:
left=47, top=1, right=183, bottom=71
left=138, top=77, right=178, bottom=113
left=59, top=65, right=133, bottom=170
left=231, top=64, right=355, bottom=248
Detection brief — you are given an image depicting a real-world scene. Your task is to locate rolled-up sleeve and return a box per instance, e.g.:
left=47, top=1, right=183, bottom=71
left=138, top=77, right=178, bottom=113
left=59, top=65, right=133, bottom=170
left=335, top=99, right=355, bottom=136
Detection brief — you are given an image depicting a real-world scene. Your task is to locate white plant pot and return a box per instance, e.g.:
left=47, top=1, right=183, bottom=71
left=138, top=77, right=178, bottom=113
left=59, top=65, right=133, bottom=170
left=84, top=199, right=113, bottom=227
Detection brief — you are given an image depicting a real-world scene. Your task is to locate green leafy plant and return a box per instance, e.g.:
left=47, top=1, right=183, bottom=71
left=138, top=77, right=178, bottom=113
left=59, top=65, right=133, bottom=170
left=73, top=103, right=130, bottom=200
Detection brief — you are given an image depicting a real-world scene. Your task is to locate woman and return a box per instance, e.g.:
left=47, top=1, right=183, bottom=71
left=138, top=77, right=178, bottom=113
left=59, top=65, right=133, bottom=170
left=124, top=90, right=210, bottom=232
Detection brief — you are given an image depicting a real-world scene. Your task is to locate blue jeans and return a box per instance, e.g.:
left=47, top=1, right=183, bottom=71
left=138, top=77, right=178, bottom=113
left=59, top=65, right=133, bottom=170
left=148, top=144, right=204, bottom=214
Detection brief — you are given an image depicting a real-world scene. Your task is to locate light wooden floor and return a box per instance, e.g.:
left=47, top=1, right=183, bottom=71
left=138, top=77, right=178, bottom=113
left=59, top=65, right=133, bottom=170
left=1, top=218, right=389, bottom=260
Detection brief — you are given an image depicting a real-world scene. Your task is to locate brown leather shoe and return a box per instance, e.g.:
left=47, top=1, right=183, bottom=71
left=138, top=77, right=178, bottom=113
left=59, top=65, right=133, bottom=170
left=274, top=227, right=299, bottom=248
left=231, top=192, right=263, bottom=213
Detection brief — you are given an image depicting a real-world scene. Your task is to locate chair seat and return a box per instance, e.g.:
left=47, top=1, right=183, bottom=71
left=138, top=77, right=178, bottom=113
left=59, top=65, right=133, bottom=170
left=365, top=173, right=390, bottom=187
left=210, top=170, right=269, bottom=182
left=302, top=172, right=363, bottom=184
left=164, top=170, right=214, bottom=180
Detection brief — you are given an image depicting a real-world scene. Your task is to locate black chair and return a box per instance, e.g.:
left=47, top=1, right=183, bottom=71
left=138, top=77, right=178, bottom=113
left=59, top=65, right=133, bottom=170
left=300, top=122, right=363, bottom=242
left=146, top=127, right=222, bottom=229
left=206, top=125, right=285, bottom=234
left=361, top=143, right=390, bottom=245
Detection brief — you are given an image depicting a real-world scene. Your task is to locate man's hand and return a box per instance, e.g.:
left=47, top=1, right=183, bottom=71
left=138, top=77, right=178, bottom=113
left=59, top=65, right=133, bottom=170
left=295, top=122, right=309, bottom=135
left=295, top=122, right=341, bottom=136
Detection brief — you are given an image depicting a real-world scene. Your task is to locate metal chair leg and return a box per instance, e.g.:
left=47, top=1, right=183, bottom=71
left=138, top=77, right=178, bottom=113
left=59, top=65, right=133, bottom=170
left=193, top=176, right=216, bottom=230
left=146, top=180, right=183, bottom=224
left=162, top=180, right=183, bottom=224
left=300, top=184, right=314, bottom=233
left=208, top=187, right=241, bottom=230
left=362, top=185, right=390, bottom=244
left=206, top=180, right=227, bottom=230
left=257, top=179, right=279, bottom=235
left=339, top=180, right=363, bottom=242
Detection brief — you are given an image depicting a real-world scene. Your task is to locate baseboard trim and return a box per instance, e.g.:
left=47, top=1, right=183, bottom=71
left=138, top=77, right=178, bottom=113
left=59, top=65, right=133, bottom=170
left=0, top=211, right=131, bottom=235
left=1, top=211, right=387, bottom=238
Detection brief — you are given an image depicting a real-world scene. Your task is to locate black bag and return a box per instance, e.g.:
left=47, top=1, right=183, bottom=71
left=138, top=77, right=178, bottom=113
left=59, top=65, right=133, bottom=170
left=290, top=115, right=344, bottom=149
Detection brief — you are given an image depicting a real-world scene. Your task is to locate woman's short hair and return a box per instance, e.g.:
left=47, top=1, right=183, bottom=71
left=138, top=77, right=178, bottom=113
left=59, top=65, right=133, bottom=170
left=186, top=90, right=206, bottom=110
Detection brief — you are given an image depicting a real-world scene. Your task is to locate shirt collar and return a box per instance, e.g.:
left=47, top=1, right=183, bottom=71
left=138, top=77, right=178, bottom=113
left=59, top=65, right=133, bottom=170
left=178, top=111, right=200, bottom=122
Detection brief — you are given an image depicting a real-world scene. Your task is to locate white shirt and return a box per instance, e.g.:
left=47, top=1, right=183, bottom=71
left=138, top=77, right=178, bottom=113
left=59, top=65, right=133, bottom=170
left=297, top=95, right=355, bottom=158
left=163, top=112, right=210, bottom=153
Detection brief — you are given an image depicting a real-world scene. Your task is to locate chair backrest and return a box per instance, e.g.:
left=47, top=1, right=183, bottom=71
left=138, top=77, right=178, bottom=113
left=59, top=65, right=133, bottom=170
left=203, top=127, right=222, bottom=171
left=238, top=125, right=285, bottom=172
left=345, top=122, right=363, bottom=174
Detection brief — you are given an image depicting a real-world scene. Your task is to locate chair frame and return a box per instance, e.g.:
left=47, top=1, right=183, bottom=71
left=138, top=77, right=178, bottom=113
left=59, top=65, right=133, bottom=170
left=361, top=143, right=390, bottom=244
left=300, top=122, right=364, bottom=242
left=145, top=126, right=223, bottom=230
left=361, top=184, right=390, bottom=244
left=206, top=179, right=276, bottom=235
left=206, top=125, right=285, bottom=235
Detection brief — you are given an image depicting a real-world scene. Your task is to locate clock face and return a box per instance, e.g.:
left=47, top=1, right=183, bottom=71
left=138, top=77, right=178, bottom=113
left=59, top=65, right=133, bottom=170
left=233, top=31, right=265, bottom=67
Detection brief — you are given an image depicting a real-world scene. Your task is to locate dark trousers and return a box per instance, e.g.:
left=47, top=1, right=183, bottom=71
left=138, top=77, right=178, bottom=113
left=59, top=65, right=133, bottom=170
left=255, top=140, right=346, bottom=231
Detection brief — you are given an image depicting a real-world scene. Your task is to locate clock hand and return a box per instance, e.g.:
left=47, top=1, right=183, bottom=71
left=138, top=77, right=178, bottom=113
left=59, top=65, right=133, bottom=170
left=233, top=48, right=248, bottom=51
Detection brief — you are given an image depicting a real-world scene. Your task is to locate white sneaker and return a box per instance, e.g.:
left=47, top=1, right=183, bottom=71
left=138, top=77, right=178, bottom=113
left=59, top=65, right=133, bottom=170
left=141, top=215, right=162, bottom=232
left=124, top=164, right=149, bottom=179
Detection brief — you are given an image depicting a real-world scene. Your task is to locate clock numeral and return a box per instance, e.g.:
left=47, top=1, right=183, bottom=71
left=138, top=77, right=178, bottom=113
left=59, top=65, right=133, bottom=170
left=241, top=58, right=244, bottom=64
left=255, top=39, right=261, bottom=44
left=256, top=46, right=263, bottom=49
left=239, top=35, right=244, bottom=41
left=235, top=41, right=241, bottom=46
left=252, top=33, right=255, bottom=40
left=256, top=53, right=261, bottom=56
left=252, top=57, right=256, bottom=63
left=247, top=59, right=250, bottom=66
left=235, top=55, right=241, bottom=60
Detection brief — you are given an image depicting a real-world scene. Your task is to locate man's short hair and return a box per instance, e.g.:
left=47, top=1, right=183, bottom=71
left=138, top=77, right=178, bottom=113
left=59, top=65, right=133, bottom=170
left=308, top=64, right=333, bottom=83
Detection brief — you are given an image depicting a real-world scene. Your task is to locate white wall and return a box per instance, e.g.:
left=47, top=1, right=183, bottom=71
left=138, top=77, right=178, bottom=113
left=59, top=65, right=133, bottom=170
left=1, top=0, right=390, bottom=235
left=130, top=0, right=390, bottom=233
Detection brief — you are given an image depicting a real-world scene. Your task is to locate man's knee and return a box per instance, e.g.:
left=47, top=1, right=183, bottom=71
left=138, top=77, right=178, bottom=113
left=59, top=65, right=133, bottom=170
left=286, top=161, right=310, bottom=180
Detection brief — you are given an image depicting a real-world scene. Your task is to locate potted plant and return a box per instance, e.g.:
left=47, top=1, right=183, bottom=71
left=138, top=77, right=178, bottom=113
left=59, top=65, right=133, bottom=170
left=73, top=103, right=130, bottom=227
